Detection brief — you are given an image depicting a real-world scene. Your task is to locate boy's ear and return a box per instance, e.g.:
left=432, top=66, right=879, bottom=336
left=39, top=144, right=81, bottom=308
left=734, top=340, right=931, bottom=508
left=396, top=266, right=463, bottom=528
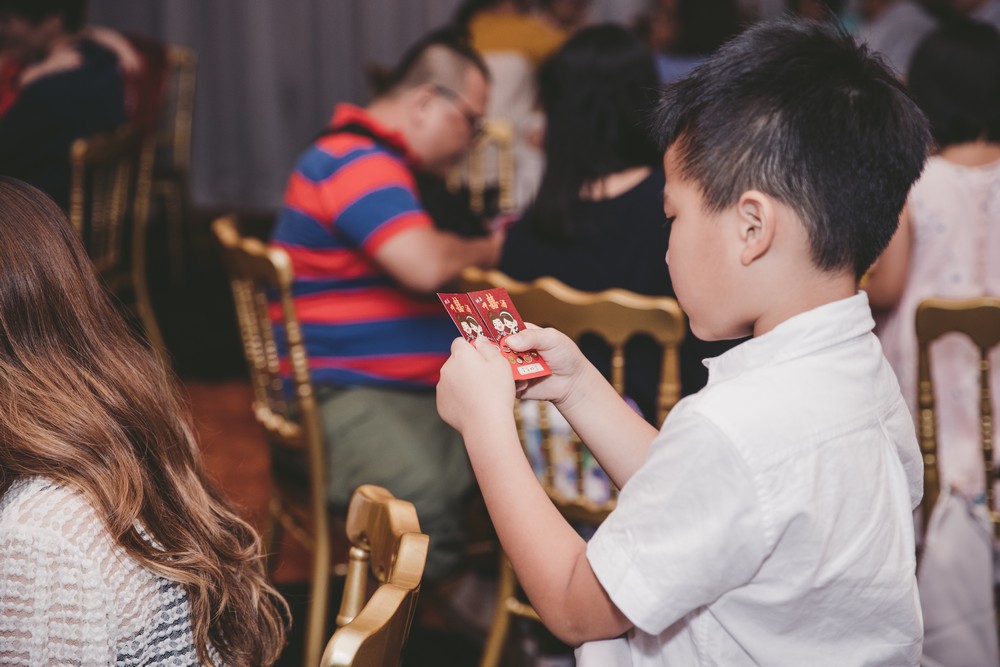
left=737, top=190, right=776, bottom=266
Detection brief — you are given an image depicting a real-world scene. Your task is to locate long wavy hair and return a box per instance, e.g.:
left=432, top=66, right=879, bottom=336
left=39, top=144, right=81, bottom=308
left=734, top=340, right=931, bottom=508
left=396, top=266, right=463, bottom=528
left=521, top=24, right=661, bottom=243
left=0, top=177, right=288, bottom=665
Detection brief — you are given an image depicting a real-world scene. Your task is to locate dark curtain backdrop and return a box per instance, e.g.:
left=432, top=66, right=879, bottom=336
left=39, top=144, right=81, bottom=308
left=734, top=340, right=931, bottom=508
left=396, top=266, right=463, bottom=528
left=86, top=0, right=658, bottom=208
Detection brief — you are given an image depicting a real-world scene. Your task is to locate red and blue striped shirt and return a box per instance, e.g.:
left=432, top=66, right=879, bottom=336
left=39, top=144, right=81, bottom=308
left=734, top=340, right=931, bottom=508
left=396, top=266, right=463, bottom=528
left=270, top=104, right=455, bottom=389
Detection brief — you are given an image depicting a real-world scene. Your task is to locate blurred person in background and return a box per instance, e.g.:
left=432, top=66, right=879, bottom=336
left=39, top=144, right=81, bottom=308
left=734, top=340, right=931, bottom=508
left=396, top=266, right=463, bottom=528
left=633, top=0, right=679, bottom=56
left=452, top=0, right=568, bottom=212
left=948, top=0, right=1000, bottom=28
left=788, top=0, right=840, bottom=19
left=538, top=0, right=594, bottom=32
left=855, top=0, right=938, bottom=80
left=787, top=0, right=855, bottom=24
left=501, top=24, right=742, bottom=418
left=869, top=18, right=1000, bottom=506
left=867, top=21, right=1000, bottom=664
left=454, top=0, right=567, bottom=66
left=0, top=0, right=129, bottom=209
left=638, top=0, right=743, bottom=83
left=269, top=29, right=503, bottom=583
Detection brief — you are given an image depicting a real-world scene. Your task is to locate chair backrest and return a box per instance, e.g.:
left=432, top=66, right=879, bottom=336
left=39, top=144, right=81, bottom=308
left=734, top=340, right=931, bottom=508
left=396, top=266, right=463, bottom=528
left=69, top=124, right=154, bottom=277
left=121, top=32, right=170, bottom=134
left=915, top=296, right=1000, bottom=538
left=461, top=267, right=686, bottom=522
left=321, top=485, right=429, bottom=667
left=156, top=45, right=197, bottom=176
left=448, top=118, right=515, bottom=216
left=211, top=215, right=328, bottom=519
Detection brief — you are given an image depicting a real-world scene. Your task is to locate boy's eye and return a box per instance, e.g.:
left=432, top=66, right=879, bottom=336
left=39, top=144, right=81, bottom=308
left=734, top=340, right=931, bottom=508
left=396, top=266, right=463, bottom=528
left=663, top=216, right=677, bottom=227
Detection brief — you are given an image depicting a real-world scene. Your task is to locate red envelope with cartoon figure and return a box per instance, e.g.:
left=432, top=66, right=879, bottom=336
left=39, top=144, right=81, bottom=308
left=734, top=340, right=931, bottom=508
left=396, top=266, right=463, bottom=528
left=438, top=289, right=552, bottom=380
left=438, top=293, right=490, bottom=343
left=468, top=288, right=551, bottom=380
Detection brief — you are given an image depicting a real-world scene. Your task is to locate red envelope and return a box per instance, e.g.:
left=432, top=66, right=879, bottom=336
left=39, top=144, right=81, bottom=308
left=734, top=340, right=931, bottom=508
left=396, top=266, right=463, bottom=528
left=438, top=292, right=490, bottom=343
left=438, top=289, right=552, bottom=380
left=468, top=287, right=552, bottom=380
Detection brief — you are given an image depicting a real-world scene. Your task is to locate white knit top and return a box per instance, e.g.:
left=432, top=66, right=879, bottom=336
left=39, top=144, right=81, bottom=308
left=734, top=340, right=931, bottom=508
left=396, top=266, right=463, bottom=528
left=0, top=477, right=202, bottom=666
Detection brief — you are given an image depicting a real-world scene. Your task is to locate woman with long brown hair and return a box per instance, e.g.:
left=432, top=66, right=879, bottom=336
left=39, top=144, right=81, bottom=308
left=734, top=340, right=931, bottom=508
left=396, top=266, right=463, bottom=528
left=0, top=176, right=287, bottom=665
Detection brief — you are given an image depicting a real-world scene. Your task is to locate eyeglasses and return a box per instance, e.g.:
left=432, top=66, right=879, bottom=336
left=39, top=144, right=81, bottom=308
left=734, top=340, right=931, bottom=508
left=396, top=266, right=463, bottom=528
left=433, top=85, right=484, bottom=139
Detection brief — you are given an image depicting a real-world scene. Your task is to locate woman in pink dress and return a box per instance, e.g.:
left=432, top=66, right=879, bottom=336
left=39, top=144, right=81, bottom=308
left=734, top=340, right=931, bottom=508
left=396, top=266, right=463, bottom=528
left=868, top=18, right=1000, bottom=501
left=867, top=20, right=1000, bottom=666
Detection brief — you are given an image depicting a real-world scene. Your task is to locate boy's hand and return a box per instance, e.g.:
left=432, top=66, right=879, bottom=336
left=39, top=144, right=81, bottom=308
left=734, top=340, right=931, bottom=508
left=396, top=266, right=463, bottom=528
left=504, top=326, right=590, bottom=407
left=437, top=336, right=516, bottom=436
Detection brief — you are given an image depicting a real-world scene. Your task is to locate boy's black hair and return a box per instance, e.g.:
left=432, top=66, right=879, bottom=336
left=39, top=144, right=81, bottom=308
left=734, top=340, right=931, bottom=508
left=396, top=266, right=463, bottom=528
left=653, top=18, right=930, bottom=279
left=0, top=0, right=87, bottom=32
left=908, top=19, right=1000, bottom=148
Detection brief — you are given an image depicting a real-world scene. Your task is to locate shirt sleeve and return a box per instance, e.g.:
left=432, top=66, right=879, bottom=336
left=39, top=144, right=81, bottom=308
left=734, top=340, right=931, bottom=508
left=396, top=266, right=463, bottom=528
left=586, top=408, right=769, bottom=636
left=0, top=525, right=113, bottom=666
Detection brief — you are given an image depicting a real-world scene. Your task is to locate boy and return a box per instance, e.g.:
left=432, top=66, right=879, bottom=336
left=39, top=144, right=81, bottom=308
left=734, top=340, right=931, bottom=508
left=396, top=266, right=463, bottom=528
left=436, top=18, right=929, bottom=666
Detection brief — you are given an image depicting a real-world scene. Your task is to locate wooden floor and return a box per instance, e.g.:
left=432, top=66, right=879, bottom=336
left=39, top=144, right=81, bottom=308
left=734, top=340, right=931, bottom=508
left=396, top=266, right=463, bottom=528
left=184, top=380, right=311, bottom=585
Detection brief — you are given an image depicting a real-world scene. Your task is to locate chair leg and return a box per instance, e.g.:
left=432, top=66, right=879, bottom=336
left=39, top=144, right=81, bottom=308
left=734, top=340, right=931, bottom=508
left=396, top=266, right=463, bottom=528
left=479, top=553, right=517, bottom=667
left=264, top=496, right=285, bottom=576
left=133, top=282, right=168, bottom=362
left=303, top=535, right=332, bottom=667
left=158, top=179, right=187, bottom=287
left=129, top=223, right=168, bottom=363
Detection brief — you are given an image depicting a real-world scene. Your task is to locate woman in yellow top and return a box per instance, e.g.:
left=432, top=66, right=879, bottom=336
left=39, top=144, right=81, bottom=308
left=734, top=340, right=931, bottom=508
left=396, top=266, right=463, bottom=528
left=452, top=0, right=579, bottom=211
left=454, top=0, right=568, bottom=65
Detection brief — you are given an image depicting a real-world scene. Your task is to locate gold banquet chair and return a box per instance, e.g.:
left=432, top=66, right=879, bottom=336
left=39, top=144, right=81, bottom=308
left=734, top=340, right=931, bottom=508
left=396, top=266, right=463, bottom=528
left=70, top=124, right=166, bottom=359
left=915, top=296, right=1000, bottom=540
left=321, top=485, right=429, bottom=667
left=448, top=117, right=516, bottom=216
left=915, top=296, right=1000, bottom=656
left=154, top=44, right=198, bottom=283
left=211, top=215, right=334, bottom=667
left=461, top=268, right=686, bottom=667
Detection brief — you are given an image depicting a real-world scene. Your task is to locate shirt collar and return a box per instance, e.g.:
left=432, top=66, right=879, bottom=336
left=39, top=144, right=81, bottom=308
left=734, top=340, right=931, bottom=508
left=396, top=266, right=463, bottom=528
left=328, top=103, right=419, bottom=165
left=704, top=292, right=875, bottom=385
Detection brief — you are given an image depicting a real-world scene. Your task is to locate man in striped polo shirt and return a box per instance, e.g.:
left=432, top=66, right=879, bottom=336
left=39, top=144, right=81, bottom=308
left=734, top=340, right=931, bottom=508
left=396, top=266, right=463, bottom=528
left=270, top=30, right=501, bottom=581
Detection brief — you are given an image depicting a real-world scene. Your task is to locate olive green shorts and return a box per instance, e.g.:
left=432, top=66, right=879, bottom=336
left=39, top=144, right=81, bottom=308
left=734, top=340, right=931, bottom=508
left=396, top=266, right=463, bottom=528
left=318, top=384, right=474, bottom=581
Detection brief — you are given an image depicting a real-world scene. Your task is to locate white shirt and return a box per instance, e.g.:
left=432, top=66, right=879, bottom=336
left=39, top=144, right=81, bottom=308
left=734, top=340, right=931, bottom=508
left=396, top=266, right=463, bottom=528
left=586, top=293, right=923, bottom=666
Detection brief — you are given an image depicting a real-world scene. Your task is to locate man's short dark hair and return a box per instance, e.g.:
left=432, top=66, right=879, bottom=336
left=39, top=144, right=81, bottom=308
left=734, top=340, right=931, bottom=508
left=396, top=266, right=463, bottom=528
left=908, top=19, right=1000, bottom=149
left=0, top=0, right=87, bottom=32
left=381, top=27, right=489, bottom=98
left=653, top=18, right=930, bottom=278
